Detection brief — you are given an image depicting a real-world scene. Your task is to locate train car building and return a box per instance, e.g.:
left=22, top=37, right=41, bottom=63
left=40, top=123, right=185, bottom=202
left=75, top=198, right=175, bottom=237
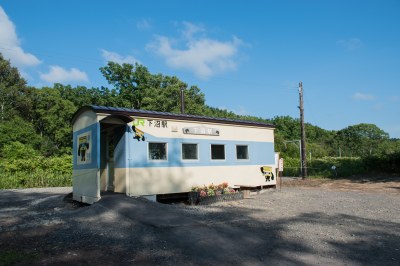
left=72, top=105, right=276, bottom=204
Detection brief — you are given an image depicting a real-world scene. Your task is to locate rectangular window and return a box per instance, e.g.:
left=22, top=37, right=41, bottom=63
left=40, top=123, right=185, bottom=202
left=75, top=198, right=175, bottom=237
left=148, top=142, right=167, bottom=160
left=211, top=144, right=225, bottom=160
left=182, top=143, right=198, bottom=160
left=236, top=145, right=249, bottom=160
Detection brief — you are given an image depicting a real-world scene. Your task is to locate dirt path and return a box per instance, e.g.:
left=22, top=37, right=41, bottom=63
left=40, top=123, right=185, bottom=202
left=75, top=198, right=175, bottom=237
left=0, top=179, right=399, bottom=265
left=282, top=176, right=400, bottom=193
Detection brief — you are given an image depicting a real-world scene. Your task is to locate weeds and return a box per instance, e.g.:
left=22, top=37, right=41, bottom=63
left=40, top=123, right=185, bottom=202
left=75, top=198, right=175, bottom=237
left=0, top=170, right=71, bottom=189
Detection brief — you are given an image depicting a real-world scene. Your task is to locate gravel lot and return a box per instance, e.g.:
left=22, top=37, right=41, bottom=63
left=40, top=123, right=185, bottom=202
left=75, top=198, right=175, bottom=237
left=0, top=179, right=399, bottom=265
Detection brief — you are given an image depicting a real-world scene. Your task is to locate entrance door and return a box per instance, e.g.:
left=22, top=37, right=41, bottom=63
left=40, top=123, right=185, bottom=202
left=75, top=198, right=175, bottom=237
left=99, top=114, right=133, bottom=194
left=106, top=135, right=115, bottom=191
left=100, top=130, right=116, bottom=192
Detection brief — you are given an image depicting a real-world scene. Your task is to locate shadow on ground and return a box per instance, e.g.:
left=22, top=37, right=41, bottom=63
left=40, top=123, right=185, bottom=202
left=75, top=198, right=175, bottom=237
left=0, top=190, right=399, bottom=265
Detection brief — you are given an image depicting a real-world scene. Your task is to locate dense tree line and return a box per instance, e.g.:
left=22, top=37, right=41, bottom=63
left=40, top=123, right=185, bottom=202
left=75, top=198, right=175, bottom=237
left=1, top=53, right=399, bottom=169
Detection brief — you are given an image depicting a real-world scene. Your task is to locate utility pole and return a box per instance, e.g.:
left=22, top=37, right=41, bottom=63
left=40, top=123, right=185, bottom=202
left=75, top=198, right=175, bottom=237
left=299, top=81, right=307, bottom=179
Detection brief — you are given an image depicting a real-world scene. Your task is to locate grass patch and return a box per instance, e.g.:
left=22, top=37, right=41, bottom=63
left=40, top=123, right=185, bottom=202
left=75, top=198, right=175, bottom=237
left=0, top=170, right=71, bottom=189
left=0, top=251, right=38, bottom=266
left=282, top=155, right=400, bottom=178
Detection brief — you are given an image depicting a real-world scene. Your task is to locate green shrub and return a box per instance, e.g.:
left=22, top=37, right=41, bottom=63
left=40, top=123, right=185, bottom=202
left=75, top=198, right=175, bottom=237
left=282, top=154, right=400, bottom=178
left=1, top=141, right=39, bottom=159
left=363, top=152, right=400, bottom=174
left=309, top=157, right=366, bottom=177
left=0, top=170, right=71, bottom=189
left=282, top=157, right=301, bottom=177
left=0, top=155, right=72, bottom=173
left=0, top=154, right=72, bottom=188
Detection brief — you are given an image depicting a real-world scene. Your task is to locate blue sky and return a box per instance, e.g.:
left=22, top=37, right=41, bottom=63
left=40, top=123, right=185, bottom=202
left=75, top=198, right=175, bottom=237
left=1, top=0, right=399, bottom=138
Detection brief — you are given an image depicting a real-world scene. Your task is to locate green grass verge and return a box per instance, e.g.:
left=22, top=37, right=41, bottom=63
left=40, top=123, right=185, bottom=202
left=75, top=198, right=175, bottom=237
left=0, top=170, right=71, bottom=189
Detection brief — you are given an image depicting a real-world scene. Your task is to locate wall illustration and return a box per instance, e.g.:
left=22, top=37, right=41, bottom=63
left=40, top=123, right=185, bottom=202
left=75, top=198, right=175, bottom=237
left=260, top=166, right=274, bottom=182
left=132, top=125, right=146, bottom=141
left=77, top=132, right=91, bottom=164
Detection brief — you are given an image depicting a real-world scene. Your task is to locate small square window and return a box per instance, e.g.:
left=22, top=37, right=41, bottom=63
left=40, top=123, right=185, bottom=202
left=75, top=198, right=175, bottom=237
left=182, top=143, right=198, bottom=160
left=211, top=144, right=225, bottom=160
left=236, top=145, right=249, bottom=160
left=149, top=142, right=167, bottom=160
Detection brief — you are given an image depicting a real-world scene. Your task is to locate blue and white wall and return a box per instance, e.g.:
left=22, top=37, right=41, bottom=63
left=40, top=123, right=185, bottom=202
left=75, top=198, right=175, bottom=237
left=118, top=117, right=276, bottom=196
left=72, top=110, right=276, bottom=201
left=72, top=110, right=101, bottom=204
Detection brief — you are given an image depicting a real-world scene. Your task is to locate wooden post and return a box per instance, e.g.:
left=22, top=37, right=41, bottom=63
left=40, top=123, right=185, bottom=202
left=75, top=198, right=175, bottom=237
left=278, top=157, right=284, bottom=191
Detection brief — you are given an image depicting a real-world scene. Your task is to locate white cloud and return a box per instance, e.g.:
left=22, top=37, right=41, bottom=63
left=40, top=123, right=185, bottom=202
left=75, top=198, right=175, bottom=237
left=389, top=95, right=400, bottom=102
left=231, top=106, right=249, bottom=116
left=136, top=18, right=151, bottom=31
left=0, top=6, right=41, bottom=67
left=18, top=69, right=32, bottom=81
left=353, top=92, right=375, bottom=101
left=100, top=49, right=140, bottom=65
left=147, top=22, right=243, bottom=79
left=40, top=65, right=89, bottom=84
left=337, top=38, right=362, bottom=51
left=180, top=21, right=205, bottom=39
left=218, top=105, right=248, bottom=116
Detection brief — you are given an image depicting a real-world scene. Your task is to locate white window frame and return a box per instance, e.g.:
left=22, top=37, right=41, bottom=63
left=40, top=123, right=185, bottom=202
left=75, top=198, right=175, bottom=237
left=210, top=144, right=226, bottom=161
left=181, top=143, right=199, bottom=161
left=148, top=142, right=168, bottom=161
left=236, top=145, right=249, bottom=160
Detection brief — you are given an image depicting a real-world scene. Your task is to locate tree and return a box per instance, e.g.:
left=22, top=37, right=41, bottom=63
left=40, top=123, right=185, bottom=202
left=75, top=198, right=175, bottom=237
left=203, top=106, right=240, bottom=119
left=54, top=83, right=120, bottom=108
left=335, top=123, right=389, bottom=157
left=100, top=62, right=148, bottom=108
left=141, top=76, right=206, bottom=114
left=32, top=87, right=76, bottom=154
left=272, top=116, right=301, bottom=140
left=1, top=141, right=39, bottom=160
left=0, top=53, right=27, bottom=121
left=100, top=62, right=207, bottom=114
left=0, top=116, right=42, bottom=150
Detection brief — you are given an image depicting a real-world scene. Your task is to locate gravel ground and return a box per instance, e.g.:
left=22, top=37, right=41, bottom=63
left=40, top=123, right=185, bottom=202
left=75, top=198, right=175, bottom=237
left=0, top=181, right=399, bottom=265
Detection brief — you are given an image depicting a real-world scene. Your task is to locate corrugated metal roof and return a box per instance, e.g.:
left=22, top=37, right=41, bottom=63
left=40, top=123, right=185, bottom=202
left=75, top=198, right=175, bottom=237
left=73, top=105, right=274, bottom=128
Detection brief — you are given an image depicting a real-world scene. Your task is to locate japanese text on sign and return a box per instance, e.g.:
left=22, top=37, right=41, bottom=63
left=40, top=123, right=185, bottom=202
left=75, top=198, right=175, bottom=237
left=148, top=120, right=168, bottom=128
left=183, top=126, right=219, bottom=136
left=278, top=158, right=284, bottom=172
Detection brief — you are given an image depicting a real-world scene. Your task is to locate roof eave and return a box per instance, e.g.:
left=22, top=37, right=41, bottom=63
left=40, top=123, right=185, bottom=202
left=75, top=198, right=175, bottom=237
left=73, top=105, right=275, bottom=129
